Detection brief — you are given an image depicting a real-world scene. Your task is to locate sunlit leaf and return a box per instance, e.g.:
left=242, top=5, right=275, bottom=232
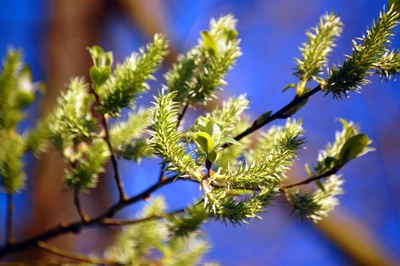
left=339, top=133, right=369, bottom=165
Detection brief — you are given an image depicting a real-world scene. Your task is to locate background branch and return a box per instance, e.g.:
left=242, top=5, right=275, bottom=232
left=0, top=175, right=177, bottom=258
left=37, top=241, right=116, bottom=265
left=72, top=190, right=89, bottom=223
left=6, top=194, right=14, bottom=245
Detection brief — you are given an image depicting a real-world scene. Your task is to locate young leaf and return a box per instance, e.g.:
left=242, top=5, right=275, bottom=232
left=193, top=132, right=215, bottom=155
left=339, top=133, right=369, bottom=165
left=89, top=66, right=111, bottom=87
left=201, top=30, right=218, bottom=55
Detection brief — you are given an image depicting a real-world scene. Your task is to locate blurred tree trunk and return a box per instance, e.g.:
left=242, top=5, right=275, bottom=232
left=21, top=0, right=108, bottom=261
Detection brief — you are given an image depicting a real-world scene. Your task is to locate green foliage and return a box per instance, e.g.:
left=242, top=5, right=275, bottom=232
left=326, top=6, right=400, bottom=99
left=0, top=49, right=46, bottom=194
left=168, top=203, right=209, bottom=237
left=50, top=78, right=109, bottom=191
left=50, top=78, right=97, bottom=149
left=374, top=49, right=400, bottom=79
left=88, top=45, right=113, bottom=87
left=0, top=132, right=25, bottom=194
left=203, top=186, right=278, bottom=226
left=294, top=12, right=343, bottom=95
left=189, top=117, right=240, bottom=165
left=310, top=119, right=373, bottom=176
left=165, top=15, right=241, bottom=106
left=0, top=6, right=399, bottom=264
left=286, top=119, right=373, bottom=222
left=287, top=174, right=344, bottom=222
left=95, top=35, right=168, bottom=117
left=109, top=109, right=153, bottom=162
left=236, top=119, right=304, bottom=187
left=0, top=49, right=23, bottom=130
left=106, top=197, right=210, bottom=265
left=148, top=90, right=201, bottom=179
left=64, top=139, right=110, bottom=190
left=25, top=115, right=52, bottom=156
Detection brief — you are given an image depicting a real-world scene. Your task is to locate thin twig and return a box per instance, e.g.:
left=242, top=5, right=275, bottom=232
left=224, top=84, right=322, bottom=147
left=281, top=167, right=340, bottom=190
left=37, top=241, right=117, bottom=265
left=101, top=208, right=186, bottom=226
left=92, top=90, right=128, bottom=202
left=6, top=194, right=14, bottom=245
left=100, top=114, right=128, bottom=202
left=177, top=103, right=189, bottom=127
left=73, top=189, right=89, bottom=223
left=158, top=163, right=167, bottom=182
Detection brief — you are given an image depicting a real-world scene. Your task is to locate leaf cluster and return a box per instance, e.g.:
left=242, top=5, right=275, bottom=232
left=0, top=6, right=399, bottom=263
left=165, top=15, right=241, bottom=106
left=326, top=6, right=400, bottom=98
left=95, top=35, right=168, bottom=117
left=0, top=49, right=48, bottom=193
left=286, top=119, right=373, bottom=222
left=106, top=197, right=210, bottom=265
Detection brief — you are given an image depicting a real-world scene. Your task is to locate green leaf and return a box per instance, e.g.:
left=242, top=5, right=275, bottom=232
left=201, top=30, right=218, bottom=55
left=283, top=83, right=296, bottom=92
left=87, top=45, right=113, bottom=68
left=324, top=156, right=337, bottom=168
left=339, top=133, right=369, bottom=165
left=195, top=116, right=209, bottom=132
left=90, top=66, right=111, bottom=87
left=193, top=132, right=215, bottom=155
left=205, top=119, right=221, bottom=142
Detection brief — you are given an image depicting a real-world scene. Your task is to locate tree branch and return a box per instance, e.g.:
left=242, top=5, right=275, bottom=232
left=101, top=208, right=186, bottom=226
left=280, top=167, right=340, bottom=190
left=92, top=89, right=128, bottom=202
left=224, top=84, right=322, bottom=147
left=0, top=175, right=177, bottom=258
left=73, top=189, right=89, bottom=223
left=6, top=194, right=14, bottom=245
left=100, top=113, right=128, bottom=202
left=37, top=241, right=117, bottom=265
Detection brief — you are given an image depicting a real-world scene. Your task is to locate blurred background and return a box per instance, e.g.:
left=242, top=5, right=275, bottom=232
left=0, top=0, right=399, bottom=265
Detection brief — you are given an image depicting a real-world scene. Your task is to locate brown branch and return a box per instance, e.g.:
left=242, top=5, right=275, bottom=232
left=281, top=167, right=340, bottom=190
left=100, top=114, right=128, bottom=202
left=37, top=241, right=116, bottom=265
left=223, top=84, right=322, bottom=147
left=177, top=103, right=189, bottom=127
left=6, top=194, right=14, bottom=245
left=101, top=208, right=186, bottom=226
left=0, top=175, right=177, bottom=258
left=73, top=190, right=89, bottom=223
left=92, top=90, right=128, bottom=202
